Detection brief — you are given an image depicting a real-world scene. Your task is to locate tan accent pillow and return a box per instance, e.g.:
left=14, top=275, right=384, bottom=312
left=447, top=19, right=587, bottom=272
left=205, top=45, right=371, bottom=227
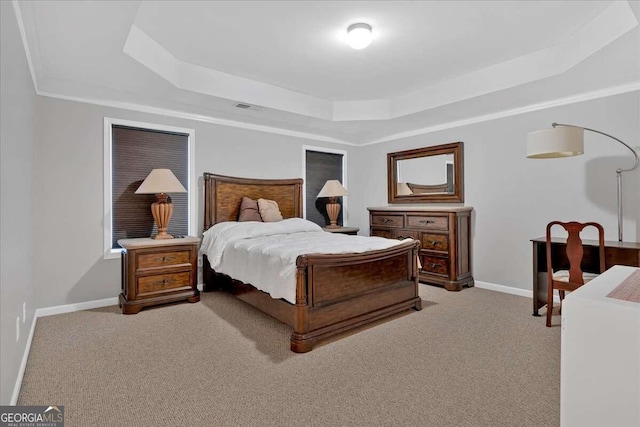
left=258, top=198, right=283, bottom=222
left=238, top=197, right=262, bottom=222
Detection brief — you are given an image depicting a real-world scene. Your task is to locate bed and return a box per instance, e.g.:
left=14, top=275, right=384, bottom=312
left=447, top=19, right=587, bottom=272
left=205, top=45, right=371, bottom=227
left=201, top=173, right=422, bottom=353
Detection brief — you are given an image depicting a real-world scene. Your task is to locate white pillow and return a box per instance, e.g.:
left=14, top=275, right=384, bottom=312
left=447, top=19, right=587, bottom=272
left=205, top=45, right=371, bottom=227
left=257, top=198, right=283, bottom=222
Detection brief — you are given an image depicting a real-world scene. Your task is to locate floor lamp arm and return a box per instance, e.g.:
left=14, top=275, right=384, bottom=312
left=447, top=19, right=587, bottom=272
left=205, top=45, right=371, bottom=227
left=553, top=122, right=639, bottom=242
left=552, top=122, right=639, bottom=172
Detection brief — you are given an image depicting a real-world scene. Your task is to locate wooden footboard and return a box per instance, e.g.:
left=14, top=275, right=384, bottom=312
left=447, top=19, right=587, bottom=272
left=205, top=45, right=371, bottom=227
left=204, top=240, right=421, bottom=353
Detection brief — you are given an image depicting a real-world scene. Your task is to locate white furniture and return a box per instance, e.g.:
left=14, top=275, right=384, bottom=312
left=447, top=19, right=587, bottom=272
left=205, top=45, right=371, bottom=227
left=561, top=265, right=640, bottom=427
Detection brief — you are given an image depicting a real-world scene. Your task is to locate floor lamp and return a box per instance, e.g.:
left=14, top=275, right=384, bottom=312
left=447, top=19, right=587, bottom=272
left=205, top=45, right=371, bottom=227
left=527, top=123, right=639, bottom=242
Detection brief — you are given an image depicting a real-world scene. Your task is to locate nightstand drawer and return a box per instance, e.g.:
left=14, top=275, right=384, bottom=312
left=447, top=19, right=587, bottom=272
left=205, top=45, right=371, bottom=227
left=138, top=272, right=191, bottom=295
left=138, top=250, right=190, bottom=269
left=407, top=215, right=448, bottom=230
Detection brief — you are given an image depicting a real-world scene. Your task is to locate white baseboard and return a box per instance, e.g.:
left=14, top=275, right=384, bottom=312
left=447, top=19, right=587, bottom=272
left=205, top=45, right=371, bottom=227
left=10, top=296, right=119, bottom=405
left=10, top=312, right=37, bottom=405
left=475, top=280, right=561, bottom=303
left=474, top=281, right=533, bottom=298
left=34, top=297, right=118, bottom=318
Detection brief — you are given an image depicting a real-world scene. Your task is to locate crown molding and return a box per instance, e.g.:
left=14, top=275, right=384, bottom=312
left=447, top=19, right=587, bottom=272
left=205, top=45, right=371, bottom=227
left=36, top=82, right=639, bottom=148
left=362, top=82, right=640, bottom=146
left=36, top=90, right=357, bottom=146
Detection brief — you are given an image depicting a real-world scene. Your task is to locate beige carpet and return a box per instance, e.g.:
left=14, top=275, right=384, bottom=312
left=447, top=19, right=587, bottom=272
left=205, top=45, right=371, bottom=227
left=18, top=285, right=560, bottom=427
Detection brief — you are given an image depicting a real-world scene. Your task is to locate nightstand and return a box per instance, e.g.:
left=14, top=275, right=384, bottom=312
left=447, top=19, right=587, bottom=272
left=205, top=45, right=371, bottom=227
left=118, top=236, right=200, bottom=314
left=322, top=226, right=360, bottom=236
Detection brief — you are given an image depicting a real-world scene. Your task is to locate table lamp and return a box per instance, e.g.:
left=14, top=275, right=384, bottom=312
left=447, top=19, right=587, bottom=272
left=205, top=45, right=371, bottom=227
left=135, top=168, right=187, bottom=239
left=317, top=180, right=348, bottom=229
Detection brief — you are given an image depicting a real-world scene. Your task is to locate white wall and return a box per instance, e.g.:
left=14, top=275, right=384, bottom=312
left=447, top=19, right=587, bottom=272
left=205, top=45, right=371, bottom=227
left=0, top=2, right=38, bottom=404
left=34, top=96, right=356, bottom=308
left=350, top=91, right=640, bottom=291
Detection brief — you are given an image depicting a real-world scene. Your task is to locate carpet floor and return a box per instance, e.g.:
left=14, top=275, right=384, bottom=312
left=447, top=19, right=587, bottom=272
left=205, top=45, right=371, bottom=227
left=18, top=285, right=560, bottom=426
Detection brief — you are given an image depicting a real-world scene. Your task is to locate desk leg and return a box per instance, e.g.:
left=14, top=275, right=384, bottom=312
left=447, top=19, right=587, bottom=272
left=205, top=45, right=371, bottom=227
left=532, top=241, right=542, bottom=316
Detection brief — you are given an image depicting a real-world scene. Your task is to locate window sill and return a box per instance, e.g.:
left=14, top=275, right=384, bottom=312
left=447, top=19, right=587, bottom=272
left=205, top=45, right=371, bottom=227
left=105, top=248, right=123, bottom=260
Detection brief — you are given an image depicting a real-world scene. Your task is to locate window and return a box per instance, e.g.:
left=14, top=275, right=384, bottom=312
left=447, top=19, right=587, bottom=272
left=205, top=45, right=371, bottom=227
left=104, top=118, right=195, bottom=259
left=303, top=146, right=347, bottom=227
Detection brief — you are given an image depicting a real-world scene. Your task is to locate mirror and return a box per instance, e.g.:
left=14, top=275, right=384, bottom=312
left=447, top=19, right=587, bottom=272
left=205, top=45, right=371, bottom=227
left=387, top=142, right=464, bottom=203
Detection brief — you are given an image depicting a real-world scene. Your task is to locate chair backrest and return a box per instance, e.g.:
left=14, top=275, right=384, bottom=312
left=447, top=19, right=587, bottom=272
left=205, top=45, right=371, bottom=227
left=546, top=221, right=606, bottom=286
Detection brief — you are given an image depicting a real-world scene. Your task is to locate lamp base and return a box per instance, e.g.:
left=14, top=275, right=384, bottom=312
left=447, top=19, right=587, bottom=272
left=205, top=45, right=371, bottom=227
left=151, top=194, right=174, bottom=239
left=326, top=202, right=341, bottom=229
left=154, top=232, right=174, bottom=240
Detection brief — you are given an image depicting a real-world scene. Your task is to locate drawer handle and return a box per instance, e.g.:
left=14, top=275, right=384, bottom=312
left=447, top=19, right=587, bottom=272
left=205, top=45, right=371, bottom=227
left=161, top=256, right=170, bottom=262
left=382, top=218, right=393, bottom=224
left=397, top=235, right=411, bottom=240
left=429, top=262, right=442, bottom=269
left=431, top=240, right=439, bottom=246
left=419, top=220, right=435, bottom=224
left=158, top=279, right=172, bottom=286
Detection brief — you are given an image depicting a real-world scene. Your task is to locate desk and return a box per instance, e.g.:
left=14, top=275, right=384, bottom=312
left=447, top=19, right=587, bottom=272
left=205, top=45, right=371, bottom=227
left=561, top=265, right=640, bottom=427
left=531, top=237, right=640, bottom=316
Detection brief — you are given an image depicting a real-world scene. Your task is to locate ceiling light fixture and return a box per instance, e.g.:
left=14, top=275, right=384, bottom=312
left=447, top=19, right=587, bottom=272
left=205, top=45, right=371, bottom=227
left=346, top=23, right=373, bottom=50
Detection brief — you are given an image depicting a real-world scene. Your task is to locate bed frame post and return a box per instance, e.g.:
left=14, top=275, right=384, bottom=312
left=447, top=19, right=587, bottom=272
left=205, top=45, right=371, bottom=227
left=291, top=256, right=312, bottom=353
left=412, top=244, right=423, bottom=310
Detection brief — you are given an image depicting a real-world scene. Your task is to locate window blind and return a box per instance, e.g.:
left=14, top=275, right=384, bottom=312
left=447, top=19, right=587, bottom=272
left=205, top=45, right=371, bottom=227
left=111, top=125, right=188, bottom=248
left=305, top=150, right=344, bottom=227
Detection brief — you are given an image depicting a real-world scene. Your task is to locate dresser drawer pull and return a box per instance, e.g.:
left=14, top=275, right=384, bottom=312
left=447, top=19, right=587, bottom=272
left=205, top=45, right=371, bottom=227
left=397, top=235, right=411, bottom=240
left=382, top=218, right=393, bottom=224
left=431, top=240, right=439, bottom=246
left=419, top=220, right=435, bottom=224
left=158, top=279, right=171, bottom=286
left=161, top=256, right=170, bottom=262
left=429, top=262, right=442, bottom=269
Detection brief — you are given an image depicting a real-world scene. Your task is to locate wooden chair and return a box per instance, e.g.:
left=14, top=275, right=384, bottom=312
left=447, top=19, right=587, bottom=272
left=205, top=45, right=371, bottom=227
left=545, top=221, right=605, bottom=327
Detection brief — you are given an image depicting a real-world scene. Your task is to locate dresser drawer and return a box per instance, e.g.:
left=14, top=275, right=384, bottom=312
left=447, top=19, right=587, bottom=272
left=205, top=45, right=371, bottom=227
left=371, top=228, right=393, bottom=239
left=393, top=229, right=419, bottom=241
left=421, top=255, right=449, bottom=276
left=407, top=215, right=448, bottom=230
left=138, top=250, right=191, bottom=269
left=421, top=233, right=449, bottom=252
left=138, top=272, right=191, bottom=295
left=371, top=214, right=404, bottom=228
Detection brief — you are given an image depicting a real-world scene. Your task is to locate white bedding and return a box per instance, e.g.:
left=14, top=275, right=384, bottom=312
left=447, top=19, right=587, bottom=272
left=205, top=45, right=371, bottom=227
left=200, top=218, right=407, bottom=304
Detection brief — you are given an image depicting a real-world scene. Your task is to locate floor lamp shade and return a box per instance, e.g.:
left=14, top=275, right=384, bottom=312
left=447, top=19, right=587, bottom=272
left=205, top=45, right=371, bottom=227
left=317, top=180, right=349, bottom=229
left=526, top=126, right=584, bottom=159
left=135, top=169, right=187, bottom=239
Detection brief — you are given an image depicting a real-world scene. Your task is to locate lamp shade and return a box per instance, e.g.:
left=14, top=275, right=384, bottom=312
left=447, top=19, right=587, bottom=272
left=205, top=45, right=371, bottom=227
left=317, top=180, right=348, bottom=198
left=527, top=126, right=584, bottom=159
left=397, top=182, right=413, bottom=195
left=135, top=169, right=187, bottom=194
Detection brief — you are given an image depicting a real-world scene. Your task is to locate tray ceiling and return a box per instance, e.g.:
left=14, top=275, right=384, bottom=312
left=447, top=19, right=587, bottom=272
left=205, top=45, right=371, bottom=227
left=15, top=0, right=640, bottom=145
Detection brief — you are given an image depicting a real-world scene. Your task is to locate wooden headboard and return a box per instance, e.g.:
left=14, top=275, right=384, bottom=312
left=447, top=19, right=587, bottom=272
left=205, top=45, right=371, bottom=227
left=203, top=173, right=303, bottom=230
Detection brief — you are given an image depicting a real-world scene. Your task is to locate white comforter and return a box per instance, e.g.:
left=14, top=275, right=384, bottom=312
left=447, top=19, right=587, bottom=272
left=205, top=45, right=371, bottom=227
left=200, top=218, right=407, bottom=304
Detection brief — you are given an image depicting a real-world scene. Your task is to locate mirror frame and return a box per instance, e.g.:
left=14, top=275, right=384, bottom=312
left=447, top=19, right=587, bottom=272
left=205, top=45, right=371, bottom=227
left=387, top=141, right=464, bottom=204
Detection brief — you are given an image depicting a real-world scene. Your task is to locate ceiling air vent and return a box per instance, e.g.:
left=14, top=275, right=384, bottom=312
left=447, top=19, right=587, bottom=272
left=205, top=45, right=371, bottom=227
left=234, top=103, right=262, bottom=112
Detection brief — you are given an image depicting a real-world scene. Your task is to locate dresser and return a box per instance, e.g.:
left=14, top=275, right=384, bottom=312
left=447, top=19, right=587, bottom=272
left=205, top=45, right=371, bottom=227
left=368, top=207, right=473, bottom=291
left=118, top=237, right=200, bottom=314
